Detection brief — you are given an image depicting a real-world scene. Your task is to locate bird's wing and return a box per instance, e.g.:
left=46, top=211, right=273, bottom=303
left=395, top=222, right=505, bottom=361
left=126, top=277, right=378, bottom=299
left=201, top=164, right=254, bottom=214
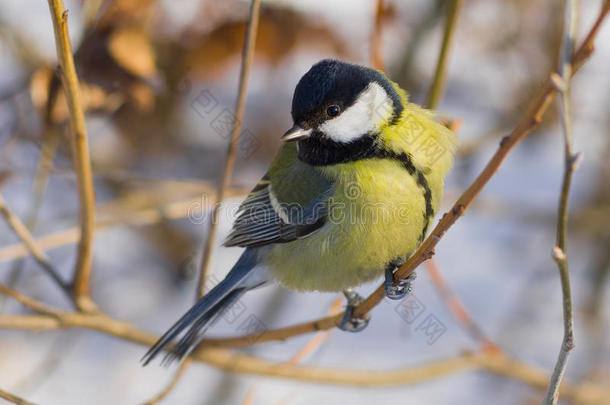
left=224, top=143, right=332, bottom=248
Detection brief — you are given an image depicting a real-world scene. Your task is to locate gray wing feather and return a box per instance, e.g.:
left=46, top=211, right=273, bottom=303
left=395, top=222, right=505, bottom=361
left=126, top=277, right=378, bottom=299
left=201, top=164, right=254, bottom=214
left=224, top=182, right=329, bottom=248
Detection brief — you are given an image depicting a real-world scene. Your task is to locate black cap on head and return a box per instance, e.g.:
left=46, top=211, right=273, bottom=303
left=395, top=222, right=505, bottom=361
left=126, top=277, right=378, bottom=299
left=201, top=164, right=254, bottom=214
left=291, top=59, right=403, bottom=128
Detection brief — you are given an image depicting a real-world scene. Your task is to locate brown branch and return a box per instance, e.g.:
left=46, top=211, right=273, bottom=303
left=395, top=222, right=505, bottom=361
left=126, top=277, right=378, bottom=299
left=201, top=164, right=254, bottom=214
left=370, top=0, right=385, bottom=70
left=0, top=194, right=71, bottom=299
left=196, top=0, right=262, bottom=298
left=238, top=295, right=342, bottom=404
left=0, top=295, right=608, bottom=403
left=46, top=0, right=97, bottom=312
left=0, top=283, right=63, bottom=318
left=141, top=359, right=191, bottom=405
left=286, top=296, right=343, bottom=365
left=0, top=124, right=60, bottom=311
left=543, top=0, right=580, bottom=403
left=197, top=2, right=610, bottom=349
left=425, top=259, right=501, bottom=353
left=426, top=0, right=464, bottom=110
left=0, top=185, right=247, bottom=263
left=0, top=388, right=36, bottom=405
left=0, top=310, right=472, bottom=385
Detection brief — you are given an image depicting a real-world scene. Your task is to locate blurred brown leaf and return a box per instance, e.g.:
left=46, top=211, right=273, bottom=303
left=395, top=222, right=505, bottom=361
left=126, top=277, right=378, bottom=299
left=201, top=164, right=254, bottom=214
left=29, top=65, right=125, bottom=123
left=108, top=26, right=157, bottom=79
left=180, top=5, right=349, bottom=80
left=93, top=0, right=157, bottom=30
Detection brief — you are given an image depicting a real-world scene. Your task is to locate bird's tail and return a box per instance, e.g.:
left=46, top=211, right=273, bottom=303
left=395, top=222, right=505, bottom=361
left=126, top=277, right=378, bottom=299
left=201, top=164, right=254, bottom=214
left=142, top=250, right=265, bottom=366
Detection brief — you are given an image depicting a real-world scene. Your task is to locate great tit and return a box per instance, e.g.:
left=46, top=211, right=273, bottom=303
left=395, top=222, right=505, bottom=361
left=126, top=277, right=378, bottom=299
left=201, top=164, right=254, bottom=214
left=143, top=59, right=456, bottom=365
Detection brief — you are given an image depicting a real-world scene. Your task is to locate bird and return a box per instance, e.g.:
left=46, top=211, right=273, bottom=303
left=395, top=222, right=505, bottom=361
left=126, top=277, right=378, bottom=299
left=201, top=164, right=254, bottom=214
left=142, top=59, right=456, bottom=366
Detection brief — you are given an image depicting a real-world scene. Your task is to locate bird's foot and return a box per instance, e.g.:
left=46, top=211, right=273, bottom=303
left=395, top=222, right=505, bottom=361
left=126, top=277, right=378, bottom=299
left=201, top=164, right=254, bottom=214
left=338, top=289, right=370, bottom=332
left=385, top=264, right=416, bottom=300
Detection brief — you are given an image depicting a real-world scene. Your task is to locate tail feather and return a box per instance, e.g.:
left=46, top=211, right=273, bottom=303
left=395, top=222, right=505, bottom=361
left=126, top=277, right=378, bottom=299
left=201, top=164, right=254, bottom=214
left=142, top=250, right=263, bottom=366
left=163, top=288, right=246, bottom=364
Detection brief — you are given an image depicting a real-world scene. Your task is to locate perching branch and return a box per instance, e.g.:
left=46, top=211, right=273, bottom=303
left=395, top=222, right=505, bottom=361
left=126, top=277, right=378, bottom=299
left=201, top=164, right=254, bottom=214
left=46, top=0, right=97, bottom=312
left=426, top=0, right=464, bottom=110
left=0, top=281, right=608, bottom=403
left=197, top=1, right=610, bottom=349
left=197, top=0, right=262, bottom=298
left=0, top=315, right=609, bottom=402
left=542, top=0, right=579, bottom=403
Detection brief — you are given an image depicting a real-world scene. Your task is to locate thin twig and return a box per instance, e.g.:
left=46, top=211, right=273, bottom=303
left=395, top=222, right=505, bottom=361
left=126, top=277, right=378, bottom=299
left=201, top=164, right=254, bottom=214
left=46, top=0, right=97, bottom=312
left=0, top=90, right=61, bottom=312
left=238, top=295, right=342, bottom=404
left=0, top=309, right=473, bottom=385
left=426, top=0, right=464, bottom=110
left=0, top=292, right=608, bottom=404
left=0, top=194, right=72, bottom=300
left=542, top=0, right=579, bottom=403
left=371, top=0, right=385, bottom=70
left=425, top=259, right=501, bottom=353
left=0, top=388, right=36, bottom=405
left=141, top=359, right=191, bottom=405
left=196, top=0, right=262, bottom=298
left=2, top=312, right=609, bottom=404
left=197, top=3, right=610, bottom=349
left=0, top=283, right=62, bottom=318
left=240, top=389, right=257, bottom=405
left=0, top=185, right=247, bottom=263
left=286, top=296, right=343, bottom=365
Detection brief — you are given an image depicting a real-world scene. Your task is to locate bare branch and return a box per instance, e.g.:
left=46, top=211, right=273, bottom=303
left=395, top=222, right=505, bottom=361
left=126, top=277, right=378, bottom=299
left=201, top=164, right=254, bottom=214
left=0, top=388, right=37, bottom=405
left=0, top=194, right=71, bottom=300
left=542, top=0, right=580, bottom=403
left=197, top=3, right=610, bottom=348
left=0, top=283, right=62, bottom=318
left=426, top=0, right=464, bottom=110
left=425, top=259, right=500, bottom=352
left=46, top=0, right=97, bottom=312
left=197, top=0, right=262, bottom=298
left=0, top=304, right=608, bottom=403
left=370, top=0, right=385, bottom=70
left=141, top=359, right=191, bottom=405
left=0, top=185, right=247, bottom=263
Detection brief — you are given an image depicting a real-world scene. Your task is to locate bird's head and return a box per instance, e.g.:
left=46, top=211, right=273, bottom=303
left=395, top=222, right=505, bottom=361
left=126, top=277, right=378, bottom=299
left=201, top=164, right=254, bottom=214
left=282, top=59, right=404, bottom=166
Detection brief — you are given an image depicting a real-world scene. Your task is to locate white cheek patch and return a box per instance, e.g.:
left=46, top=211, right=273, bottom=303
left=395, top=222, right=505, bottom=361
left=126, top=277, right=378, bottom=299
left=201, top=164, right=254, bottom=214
left=318, top=82, right=393, bottom=144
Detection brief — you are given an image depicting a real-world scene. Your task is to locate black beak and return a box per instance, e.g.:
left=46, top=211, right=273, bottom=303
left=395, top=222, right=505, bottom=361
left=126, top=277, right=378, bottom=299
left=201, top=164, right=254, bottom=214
left=281, top=125, right=312, bottom=142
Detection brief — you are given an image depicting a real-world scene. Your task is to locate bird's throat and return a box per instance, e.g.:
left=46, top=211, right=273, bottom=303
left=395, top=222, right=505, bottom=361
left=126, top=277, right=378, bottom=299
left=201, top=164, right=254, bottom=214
left=297, top=131, right=379, bottom=166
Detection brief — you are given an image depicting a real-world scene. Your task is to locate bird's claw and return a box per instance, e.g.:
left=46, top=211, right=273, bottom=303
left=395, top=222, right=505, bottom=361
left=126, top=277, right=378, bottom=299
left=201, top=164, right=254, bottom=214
left=385, top=265, right=416, bottom=300
left=339, top=290, right=370, bottom=332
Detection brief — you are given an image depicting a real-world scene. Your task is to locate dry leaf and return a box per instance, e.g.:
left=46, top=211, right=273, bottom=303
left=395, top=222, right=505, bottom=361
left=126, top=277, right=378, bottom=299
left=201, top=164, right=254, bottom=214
left=108, top=26, right=157, bottom=79
left=29, top=66, right=54, bottom=110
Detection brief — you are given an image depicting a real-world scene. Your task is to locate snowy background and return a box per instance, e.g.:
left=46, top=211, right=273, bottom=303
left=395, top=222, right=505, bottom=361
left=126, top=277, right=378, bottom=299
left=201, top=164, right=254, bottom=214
left=0, top=0, right=609, bottom=404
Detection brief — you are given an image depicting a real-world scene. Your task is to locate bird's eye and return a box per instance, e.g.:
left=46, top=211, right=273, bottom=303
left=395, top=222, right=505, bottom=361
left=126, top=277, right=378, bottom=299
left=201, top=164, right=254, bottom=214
left=326, top=105, right=340, bottom=117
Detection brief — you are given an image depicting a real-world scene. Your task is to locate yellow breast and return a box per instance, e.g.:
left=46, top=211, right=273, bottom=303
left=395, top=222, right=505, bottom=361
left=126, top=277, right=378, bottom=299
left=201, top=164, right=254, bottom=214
left=264, top=158, right=430, bottom=292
